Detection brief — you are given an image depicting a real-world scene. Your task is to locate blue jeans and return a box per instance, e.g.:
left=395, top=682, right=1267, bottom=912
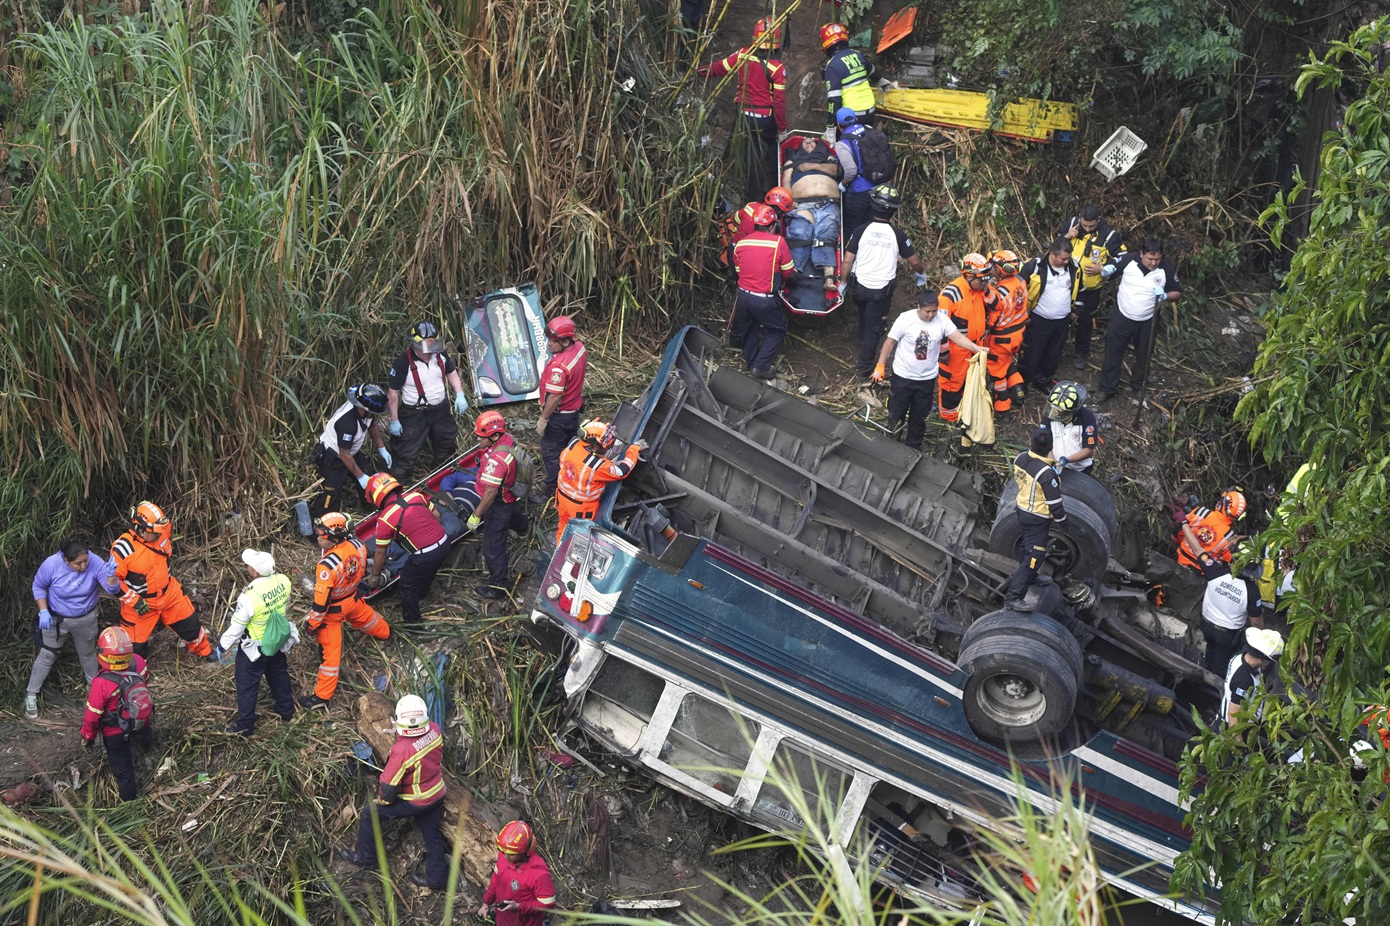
left=786, top=201, right=839, bottom=274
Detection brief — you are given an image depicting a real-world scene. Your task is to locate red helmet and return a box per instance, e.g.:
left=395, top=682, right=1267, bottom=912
left=764, top=186, right=794, bottom=213
left=819, top=23, right=850, bottom=50
left=474, top=410, right=507, bottom=438
left=961, top=253, right=991, bottom=279
left=750, top=204, right=778, bottom=228
left=991, top=249, right=1021, bottom=275
left=98, top=627, right=133, bottom=671
left=365, top=473, right=401, bottom=508
left=545, top=315, right=576, bottom=341
left=751, top=17, right=783, bottom=50
left=1219, top=488, right=1247, bottom=519
left=497, top=820, right=535, bottom=855
left=129, top=501, right=169, bottom=534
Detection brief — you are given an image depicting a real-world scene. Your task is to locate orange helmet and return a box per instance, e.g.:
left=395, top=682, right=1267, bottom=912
left=961, top=253, right=991, bottom=279
left=750, top=204, right=778, bottom=228
left=313, top=512, right=353, bottom=543
left=1219, top=488, right=1247, bottom=519
left=819, top=22, right=849, bottom=50
left=764, top=186, right=794, bottom=213
left=545, top=315, right=576, bottom=341
left=474, top=410, right=507, bottom=439
left=991, top=249, right=1021, bottom=275
left=365, top=473, right=401, bottom=508
left=581, top=419, right=617, bottom=448
left=129, top=501, right=169, bottom=534
left=497, top=820, right=535, bottom=855
left=751, top=17, right=783, bottom=50
left=98, top=627, right=133, bottom=671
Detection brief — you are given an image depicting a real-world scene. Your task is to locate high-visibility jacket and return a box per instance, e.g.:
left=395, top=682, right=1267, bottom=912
left=1177, top=507, right=1236, bottom=570
left=989, top=276, right=1030, bottom=334
left=823, top=47, right=877, bottom=119
left=938, top=275, right=993, bottom=343
left=312, top=539, right=369, bottom=614
left=110, top=527, right=183, bottom=610
left=558, top=440, right=641, bottom=504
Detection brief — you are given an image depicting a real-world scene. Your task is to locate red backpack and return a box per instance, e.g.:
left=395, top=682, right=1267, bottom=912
left=100, top=670, right=155, bottom=734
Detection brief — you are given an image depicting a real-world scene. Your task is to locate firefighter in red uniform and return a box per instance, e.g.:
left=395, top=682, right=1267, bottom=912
left=1177, top=488, right=1246, bottom=578
left=478, top=821, right=558, bottom=926
left=698, top=18, right=787, bottom=201
left=555, top=421, right=647, bottom=544
left=81, top=627, right=152, bottom=802
left=298, top=512, right=391, bottom=709
left=936, top=254, right=999, bottom=423
left=731, top=205, right=796, bottom=380
left=366, top=474, right=449, bottom=625
left=342, top=694, right=448, bottom=890
left=985, top=249, right=1030, bottom=412
left=469, top=412, right=531, bottom=600
left=537, top=315, right=587, bottom=500
left=110, top=501, right=217, bottom=663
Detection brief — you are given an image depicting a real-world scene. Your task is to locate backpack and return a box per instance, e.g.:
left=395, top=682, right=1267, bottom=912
left=854, top=127, right=896, bottom=184
left=510, top=446, right=535, bottom=500
left=100, top=670, right=154, bottom=734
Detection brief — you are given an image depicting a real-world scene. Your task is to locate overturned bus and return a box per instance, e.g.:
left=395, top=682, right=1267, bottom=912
left=531, top=327, right=1219, bottom=922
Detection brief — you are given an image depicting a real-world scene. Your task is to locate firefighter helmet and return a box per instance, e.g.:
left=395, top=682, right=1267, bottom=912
left=1219, top=488, right=1247, bottom=519
left=991, top=249, right=1021, bottom=275
left=764, top=186, right=794, bottom=213
left=409, top=321, right=441, bottom=356
left=365, top=473, right=401, bottom=508
left=581, top=419, right=617, bottom=448
left=473, top=410, right=507, bottom=438
left=347, top=383, right=388, bottom=415
left=751, top=17, right=783, bottom=50
left=750, top=204, right=778, bottom=228
left=1047, top=381, right=1086, bottom=421
left=869, top=184, right=902, bottom=214
left=545, top=315, right=576, bottom=341
left=1245, top=627, right=1284, bottom=661
left=497, top=820, right=536, bottom=855
left=313, top=512, right=354, bottom=543
left=98, top=626, right=134, bottom=671
left=961, top=253, right=991, bottom=279
left=819, top=22, right=850, bottom=50
left=393, top=694, right=431, bottom=737
left=129, top=501, right=169, bottom=534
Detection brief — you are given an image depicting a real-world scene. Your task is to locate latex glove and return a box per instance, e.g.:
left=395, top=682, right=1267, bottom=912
left=634, top=439, right=650, bottom=451
left=1054, top=455, right=1070, bottom=473
left=466, top=514, right=483, bottom=532
left=388, top=419, right=403, bottom=437
left=38, top=609, right=52, bottom=632
left=453, top=393, right=469, bottom=415
left=837, top=182, right=846, bottom=193
left=837, top=282, right=847, bottom=297
left=870, top=363, right=886, bottom=384
left=377, top=447, right=393, bottom=469
left=914, top=272, right=928, bottom=288
left=357, top=473, right=370, bottom=490
left=134, top=599, right=151, bottom=616
left=1152, top=284, right=1168, bottom=299
left=1100, top=264, right=1116, bottom=279
left=536, top=418, right=548, bottom=437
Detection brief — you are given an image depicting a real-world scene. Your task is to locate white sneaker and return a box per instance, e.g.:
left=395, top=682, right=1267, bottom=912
left=23, top=694, right=39, bottom=720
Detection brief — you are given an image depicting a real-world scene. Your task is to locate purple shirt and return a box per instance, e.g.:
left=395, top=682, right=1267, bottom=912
left=32, top=550, right=117, bottom=617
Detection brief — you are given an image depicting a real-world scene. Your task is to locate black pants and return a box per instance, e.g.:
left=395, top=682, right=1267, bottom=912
left=233, top=648, right=296, bottom=735
left=314, top=449, right=369, bottom=518
left=1201, top=621, right=1245, bottom=674
left=842, top=191, right=871, bottom=238
left=1019, top=314, right=1069, bottom=387
left=1099, top=313, right=1155, bottom=395
left=1072, top=288, right=1101, bottom=358
left=887, top=373, right=936, bottom=450
left=852, top=279, right=895, bottom=376
left=737, top=291, right=786, bottom=372
left=1004, top=511, right=1052, bottom=601
left=738, top=113, right=779, bottom=203
left=355, top=797, right=448, bottom=889
left=103, top=728, right=152, bottom=802
left=399, top=542, right=449, bottom=624
left=482, top=500, right=531, bottom=589
left=541, top=409, right=581, bottom=498
left=392, top=402, right=459, bottom=478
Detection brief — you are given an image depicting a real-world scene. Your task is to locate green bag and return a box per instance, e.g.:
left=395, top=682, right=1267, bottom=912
left=256, top=575, right=293, bottom=657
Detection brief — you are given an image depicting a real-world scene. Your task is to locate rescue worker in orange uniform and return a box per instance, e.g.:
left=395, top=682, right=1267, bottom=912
left=299, top=512, right=391, bottom=709
left=936, top=253, right=999, bottom=424
left=110, top=501, right=217, bottom=663
left=554, top=421, right=648, bottom=544
left=1177, top=488, right=1246, bottom=578
left=984, top=249, right=1030, bottom=412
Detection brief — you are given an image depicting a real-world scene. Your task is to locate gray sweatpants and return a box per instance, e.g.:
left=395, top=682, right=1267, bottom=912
left=26, top=608, right=100, bottom=695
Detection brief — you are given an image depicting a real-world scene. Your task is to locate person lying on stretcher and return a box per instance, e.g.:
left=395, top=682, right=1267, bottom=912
left=781, top=136, right=841, bottom=295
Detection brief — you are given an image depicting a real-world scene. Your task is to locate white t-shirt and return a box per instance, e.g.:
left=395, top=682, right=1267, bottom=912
left=1034, top=262, right=1073, bottom=320
left=848, top=221, right=915, bottom=290
left=886, top=310, right=956, bottom=380
left=1202, top=573, right=1254, bottom=630
left=1113, top=256, right=1181, bottom=321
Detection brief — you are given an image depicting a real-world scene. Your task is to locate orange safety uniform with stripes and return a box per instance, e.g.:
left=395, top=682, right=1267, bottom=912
left=936, top=276, right=997, bottom=422
left=985, top=275, right=1030, bottom=412
left=308, top=538, right=391, bottom=701
left=555, top=438, right=642, bottom=544
left=110, top=527, right=211, bottom=657
left=1176, top=506, right=1237, bottom=573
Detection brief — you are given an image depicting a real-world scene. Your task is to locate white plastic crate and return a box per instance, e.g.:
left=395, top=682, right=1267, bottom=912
left=1091, top=126, right=1148, bottom=181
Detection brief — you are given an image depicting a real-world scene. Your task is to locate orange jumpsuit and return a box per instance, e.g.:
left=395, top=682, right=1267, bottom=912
left=308, top=537, right=391, bottom=701
left=1176, top=507, right=1237, bottom=573
left=555, top=439, right=642, bottom=544
left=936, top=276, right=996, bottom=423
left=110, top=527, right=212, bottom=658
left=985, top=274, right=1029, bottom=412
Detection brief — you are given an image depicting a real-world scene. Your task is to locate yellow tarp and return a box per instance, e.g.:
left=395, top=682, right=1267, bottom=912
left=959, top=352, right=995, bottom=447
left=876, top=88, right=1078, bottom=143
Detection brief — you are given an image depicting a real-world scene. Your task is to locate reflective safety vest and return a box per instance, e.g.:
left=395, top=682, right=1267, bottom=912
left=989, top=276, right=1030, bottom=333
left=111, top=527, right=181, bottom=610
left=242, top=574, right=292, bottom=642
left=312, top=539, right=368, bottom=612
left=558, top=440, right=641, bottom=504
left=825, top=47, right=875, bottom=114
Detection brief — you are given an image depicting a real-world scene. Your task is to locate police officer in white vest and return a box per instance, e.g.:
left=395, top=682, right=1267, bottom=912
left=386, top=321, right=471, bottom=480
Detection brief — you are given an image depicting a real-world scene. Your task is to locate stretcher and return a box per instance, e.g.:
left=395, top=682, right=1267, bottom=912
left=778, top=130, right=845, bottom=316
left=875, top=88, right=1078, bottom=143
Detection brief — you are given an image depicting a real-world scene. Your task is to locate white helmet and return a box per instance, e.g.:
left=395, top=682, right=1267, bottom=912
left=1245, top=627, right=1285, bottom=661
left=393, top=695, right=430, bottom=737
